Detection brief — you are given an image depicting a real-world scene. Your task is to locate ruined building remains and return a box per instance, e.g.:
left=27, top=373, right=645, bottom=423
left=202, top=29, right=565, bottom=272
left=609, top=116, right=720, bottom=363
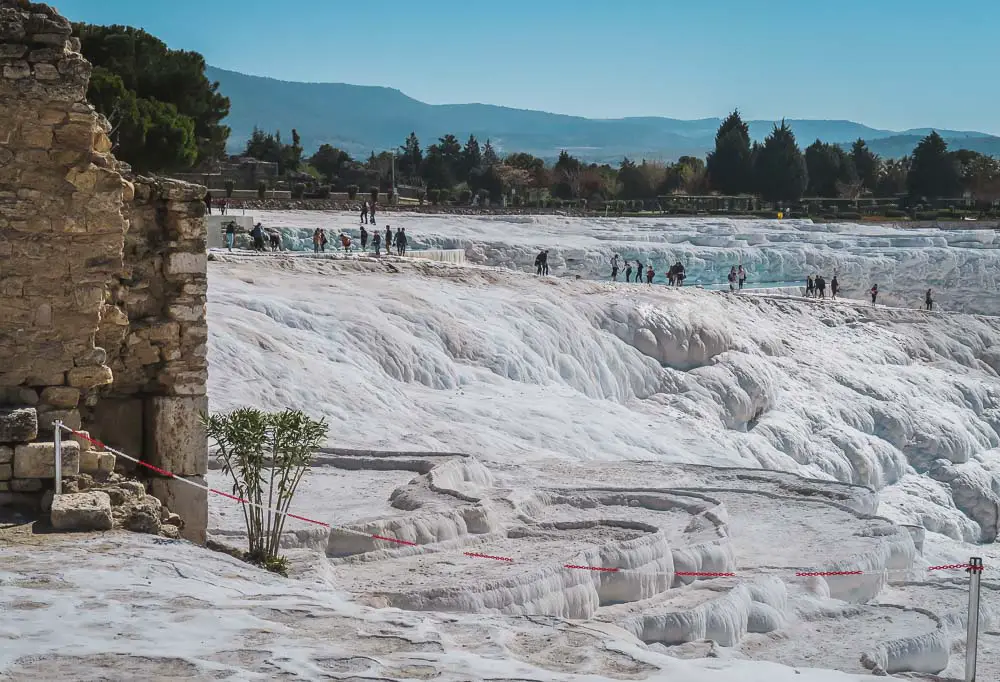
left=0, top=0, right=209, bottom=541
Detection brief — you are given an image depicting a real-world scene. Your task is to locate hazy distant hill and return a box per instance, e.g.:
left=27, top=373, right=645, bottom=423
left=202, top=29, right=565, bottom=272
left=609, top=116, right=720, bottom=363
left=207, top=66, right=1000, bottom=162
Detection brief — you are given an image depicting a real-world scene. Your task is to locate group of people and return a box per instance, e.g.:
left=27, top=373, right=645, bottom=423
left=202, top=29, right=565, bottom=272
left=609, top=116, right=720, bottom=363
left=313, top=225, right=408, bottom=256
left=727, top=266, right=748, bottom=291
left=226, top=221, right=279, bottom=252
left=204, top=192, right=229, bottom=216
left=606, top=255, right=688, bottom=286
left=805, top=274, right=840, bottom=299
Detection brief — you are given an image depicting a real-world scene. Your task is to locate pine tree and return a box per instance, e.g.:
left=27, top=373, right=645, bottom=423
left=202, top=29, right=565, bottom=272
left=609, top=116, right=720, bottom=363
left=706, top=110, right=753, bottom=195
left=850, top=139, right=880, bottom=194
left=805, top=140, right=856, bottom=197
left=398, top=132, right=423, bottom=180
left=754, top=120, right=808, bottom=203
left=461, top=134, right=482, bottom=180
left=907, top=131, right=962, bottom=199
left=482, top=139, right=499, bottom=166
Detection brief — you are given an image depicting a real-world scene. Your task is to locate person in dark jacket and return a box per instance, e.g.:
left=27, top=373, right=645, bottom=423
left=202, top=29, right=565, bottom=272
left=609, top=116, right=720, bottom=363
left=360, top=225, right=369, bottom=251
left=925, top=288, right=933, bottom=311
left=831, top=275, right=840, bottom=299
left=396, top=228, right=407, bottom=256
left=372, top=229, right=382, bottom=256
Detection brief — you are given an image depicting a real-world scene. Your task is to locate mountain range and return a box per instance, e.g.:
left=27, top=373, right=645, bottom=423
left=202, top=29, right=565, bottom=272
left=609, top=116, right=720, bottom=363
left=206, top=66, right=1000, bottom=163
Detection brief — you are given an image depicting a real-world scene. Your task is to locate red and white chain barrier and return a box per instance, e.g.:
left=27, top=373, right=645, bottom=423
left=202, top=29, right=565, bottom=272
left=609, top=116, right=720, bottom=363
left=56, top=424, right=985, bottom=580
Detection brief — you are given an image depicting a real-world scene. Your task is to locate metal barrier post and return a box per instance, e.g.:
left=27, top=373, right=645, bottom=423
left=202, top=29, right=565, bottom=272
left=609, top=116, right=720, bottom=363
left=966, top=557, right=984, bottom=682
left=53, top=420, right=63, bottom=496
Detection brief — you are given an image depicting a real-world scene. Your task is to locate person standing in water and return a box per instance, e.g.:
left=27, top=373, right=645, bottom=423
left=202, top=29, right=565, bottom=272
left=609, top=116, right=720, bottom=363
left=925, top=288, right=933, bottom=311
left=728, top=266, right=737, bottom=292
left=625, top=260, right=633, bottom=283
left=360, top=225, right=369, bottom=252
left=397, top=227, right=407, bottom=256
left=816, top=275, right=826, bottom=299
left=806, top=275, right=815, bottom=297
left=870, top=284, right=879, bottom=307
left=645, top=264, right=654, bottom=284
left=372, top=228, right=382, bottom=256
left=611, top=254, right=621, bottom=281
left=738, top=264, right=746, bottom=290
left=635, top=259, right=643, bottom=284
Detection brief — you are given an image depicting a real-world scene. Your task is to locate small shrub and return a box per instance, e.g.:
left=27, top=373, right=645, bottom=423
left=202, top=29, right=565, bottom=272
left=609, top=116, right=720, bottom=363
left=458, top=188, right=473, bottom=204
left=512, top=194, right=523, bottom=207
left=438, top=188, right=452, bottom=204
left=884, top=209, right=907, bottom=218
left=257, top=182, right=267, bottom=199
left=477, top=189, right=490, bottom=204
left=202, top=407, right=327, bottom=574
left=428, top=188, right=441, bottom=205
left=291, top=183, right=305, bottom=199
left=347, top=185, right=359, bottom=200
left=417, top=189, right=426, bottom=205
left=370, top=187, right=379, bottom=203
left=224, top=180, right=235, bottom=198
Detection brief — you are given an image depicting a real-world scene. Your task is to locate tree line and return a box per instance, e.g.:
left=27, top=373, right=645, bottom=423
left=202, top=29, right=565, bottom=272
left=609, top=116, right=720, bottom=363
left=241, top=112, right=999, bottom=208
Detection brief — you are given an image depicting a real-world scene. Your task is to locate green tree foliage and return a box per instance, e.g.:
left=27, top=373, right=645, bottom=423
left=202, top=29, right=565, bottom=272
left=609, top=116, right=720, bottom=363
left=244, top=128, right=304, bottom=174
left=754, top=121, right=808, bottom=203
left=460, top=134, right=482, bottom=178
left=956, top=152, right=1000, bottom=204
left=74, top=23, right=230, bottom=172
left=804, top=140, right=857, bottom=197
left=907, top=132, right=962, bottom=198
left=850, top=139, right=880, bottom=193
left=202, top=407, right=326, bottom=575
left=706, top=110, right=753, bottom=195
left=482, top=139, right=499, bottom=167
left=876, top=157, right=910, bottom=197
left=552, top=150, right=583, bottom=199
left=617, top=157, right=654, bottom=200
left=398, top=132, right=423, bottom=180
left=309, top=144, right=353, bottom=183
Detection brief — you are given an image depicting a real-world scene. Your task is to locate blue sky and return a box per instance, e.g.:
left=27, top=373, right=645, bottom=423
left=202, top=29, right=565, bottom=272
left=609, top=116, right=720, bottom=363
left=55, top=0, right=999, bottom=134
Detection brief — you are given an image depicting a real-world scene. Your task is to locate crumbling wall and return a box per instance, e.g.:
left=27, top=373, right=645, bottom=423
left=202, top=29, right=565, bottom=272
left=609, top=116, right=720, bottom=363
left=0, top=0, right=208, bottom=543
left=90, top=177, right=209, bottom=542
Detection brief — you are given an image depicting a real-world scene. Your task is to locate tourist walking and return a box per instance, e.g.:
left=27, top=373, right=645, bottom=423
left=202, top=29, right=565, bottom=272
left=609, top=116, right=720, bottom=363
left=268, top=231, right=280, bottom=251
left=312, top=228, right=321, bottom=253
left=205, top=191, right=213, bottom=215
left=870, top=284, right=879, bottom=307
left=370, top=202, right=377, bottom=226
left=831, top=275, right=839, bottom=299
left=396, top=228, right=407, bottom=256
left=372, top=229, right=381, bottom=256
left=816, top=275, right=826, bottom=299
left=225, top=222, right=235, bottom=252
left=728, top=267, right=737, bottom=292
left=673, top=262, right=686, bottom=286
left=738, top=265, right=746, bottom=290
left=385, top=226, right=392, bottom=255
left=645, top=264, right=654, bottom=284
left=361, top=201, right=369, bottom=224
left=925, top=288, right=933, bottom=311
left=611, top=254, right=621, bottom=281
left=340, top=232, right=352, bottom=253
left=634, top=260, right=643, bottom=284
left=320, top=229, right=328, bottom=252
left=360, top=225, right=368, bottom=252
left=535, top=250, right=546, bottom=275
left=625, top=260, right=633, bottom=283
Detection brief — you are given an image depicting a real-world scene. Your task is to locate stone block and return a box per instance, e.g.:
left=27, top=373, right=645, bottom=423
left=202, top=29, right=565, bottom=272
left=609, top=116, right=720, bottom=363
left=98, top=451, right=115, bottom=473
left=70, top=430, right=94, bottom=452
left=151, top=476, right=207, bottom=544
left=50, top=491, right=113, bottom=531
left=13, top=441, right=79, bottom=478
left=40, top=386, right=80, bottom=409
left=0, top=446, right=11, bottom=464
left=0, top=464, right=11, bottom=480
left=0, top=386, right=38, bottom=406
left=0, top=407, right=38, bottom=442
left=32, top=62, right=59, bottom=80
left=11, top=478, right=42, bottom=492
left=146, top=395, right=208, bottom=476
left=36, top=408, right=81, bottom=434
left=167, top=304, right=205, bottom=322
left=78, top=449, right=99, bottom=473
left=3, top=61, right=30, bottom=79
left=0, top=482, right=9, bottom=492
left=67, top=365, right=113, bottom=389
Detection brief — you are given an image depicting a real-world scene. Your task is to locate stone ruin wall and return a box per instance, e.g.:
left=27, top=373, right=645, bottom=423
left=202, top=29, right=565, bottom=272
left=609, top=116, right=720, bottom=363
left=0, top=0, right=208, bottom=542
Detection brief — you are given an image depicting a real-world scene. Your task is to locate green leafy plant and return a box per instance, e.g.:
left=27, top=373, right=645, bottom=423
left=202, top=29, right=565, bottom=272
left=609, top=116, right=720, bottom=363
left=292, top=182, right=305, bottom=199
left=202, top=407, right=327, bottom=574
left=347, top=184, right=359, bottom=199
left=428, top=188, right=441, bottom=205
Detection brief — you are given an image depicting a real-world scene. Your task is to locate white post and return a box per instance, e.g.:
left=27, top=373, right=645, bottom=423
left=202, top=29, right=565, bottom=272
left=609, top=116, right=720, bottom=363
left=966, top=557, right=983, bottom=682
left=53, top=420, right=63, bottom=496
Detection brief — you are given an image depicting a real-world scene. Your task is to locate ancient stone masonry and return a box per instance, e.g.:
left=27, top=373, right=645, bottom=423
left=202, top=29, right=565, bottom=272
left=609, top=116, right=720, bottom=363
left=0, top=1, right=208, bottom=542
